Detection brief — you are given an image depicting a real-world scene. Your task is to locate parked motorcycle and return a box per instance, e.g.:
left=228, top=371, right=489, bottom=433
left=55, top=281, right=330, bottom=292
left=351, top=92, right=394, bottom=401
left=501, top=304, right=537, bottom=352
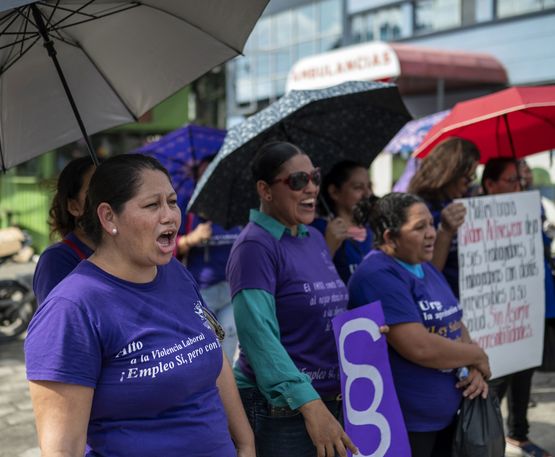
left=0, top=227, right=37, bottom=342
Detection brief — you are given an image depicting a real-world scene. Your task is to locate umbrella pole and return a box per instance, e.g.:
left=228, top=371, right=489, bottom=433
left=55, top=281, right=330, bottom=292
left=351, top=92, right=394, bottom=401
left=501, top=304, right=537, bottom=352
left=31, top=5, right=99, bottom=166
left=502, top=113, right=517, bottom=159
left=502, top=113, right=525, bottom=186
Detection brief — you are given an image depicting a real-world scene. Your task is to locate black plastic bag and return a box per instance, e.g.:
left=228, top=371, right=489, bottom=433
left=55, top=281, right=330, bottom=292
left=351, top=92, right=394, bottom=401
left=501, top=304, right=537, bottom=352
left=452, top=395, right=505, bottom=457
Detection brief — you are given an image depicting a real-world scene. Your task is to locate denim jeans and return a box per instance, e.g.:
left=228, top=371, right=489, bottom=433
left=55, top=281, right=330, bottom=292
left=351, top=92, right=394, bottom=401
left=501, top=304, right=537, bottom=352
left=199, top=281, right=238, bottom=362
left=239, top=387, right=342, bottom=457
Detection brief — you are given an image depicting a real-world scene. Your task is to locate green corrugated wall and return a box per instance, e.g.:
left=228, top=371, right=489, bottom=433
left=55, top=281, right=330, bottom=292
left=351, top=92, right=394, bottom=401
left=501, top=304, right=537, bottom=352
left=0, top=87, right=189, bottom=254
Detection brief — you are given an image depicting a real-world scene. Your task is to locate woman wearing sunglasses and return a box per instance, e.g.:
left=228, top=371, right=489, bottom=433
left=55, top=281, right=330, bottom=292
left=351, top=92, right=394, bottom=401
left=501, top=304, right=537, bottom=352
left=482, top=158, right=553, bottom=457
left=226, top=141, right=358, bottom=457
left=408, top=137, right=480, bottom=298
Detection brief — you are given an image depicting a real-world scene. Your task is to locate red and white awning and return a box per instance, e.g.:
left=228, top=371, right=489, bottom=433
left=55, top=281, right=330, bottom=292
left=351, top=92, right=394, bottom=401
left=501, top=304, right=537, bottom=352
left=286, top=41, right=507, bottom=94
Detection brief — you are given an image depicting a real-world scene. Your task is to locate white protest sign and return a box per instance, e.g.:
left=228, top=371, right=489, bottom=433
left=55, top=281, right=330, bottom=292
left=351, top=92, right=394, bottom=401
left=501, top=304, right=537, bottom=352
left=457, top=191, right=545, bottom=378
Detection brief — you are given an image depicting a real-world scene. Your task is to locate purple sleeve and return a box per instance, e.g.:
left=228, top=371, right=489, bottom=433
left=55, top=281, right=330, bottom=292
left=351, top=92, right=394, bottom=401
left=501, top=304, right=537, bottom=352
left=349, top=268, right=422, bottom=326
left=32, top=245, right=81, bottom=306
left=227, top=240, right=278, bottom=298
left=25, top=297, right=102, bottom=387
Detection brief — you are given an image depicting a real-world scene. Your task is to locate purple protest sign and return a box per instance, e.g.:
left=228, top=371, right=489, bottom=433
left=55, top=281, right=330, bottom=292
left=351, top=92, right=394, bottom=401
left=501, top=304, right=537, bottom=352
left=332, top=301, right=410, bottom=457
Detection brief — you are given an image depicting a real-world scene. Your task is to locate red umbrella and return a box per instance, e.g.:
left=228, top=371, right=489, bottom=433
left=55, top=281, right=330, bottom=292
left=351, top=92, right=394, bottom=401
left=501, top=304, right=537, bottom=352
left=413, top=85, right=555, bottom=162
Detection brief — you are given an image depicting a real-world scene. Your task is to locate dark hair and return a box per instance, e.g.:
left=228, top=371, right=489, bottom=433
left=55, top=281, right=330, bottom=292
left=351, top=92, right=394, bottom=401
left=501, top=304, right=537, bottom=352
left=481, top=157, right=518, bottom=195
left=354, top=193, right=424, bottom=246
left=408, top=137, right=480, bottom=202
left=251, top=141, right=305, bottom=184
left=48, top=156, right=96, bottom=239
left=81, top=154, right=171, bottom=245
left=318, top=160, right=367, bottom=215
left=192, top=153, right=217, bottom=181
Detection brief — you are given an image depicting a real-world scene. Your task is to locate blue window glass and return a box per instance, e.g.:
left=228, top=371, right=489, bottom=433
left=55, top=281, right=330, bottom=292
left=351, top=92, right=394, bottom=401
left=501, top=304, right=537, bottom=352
left=415, top=0, right=461, bottom=33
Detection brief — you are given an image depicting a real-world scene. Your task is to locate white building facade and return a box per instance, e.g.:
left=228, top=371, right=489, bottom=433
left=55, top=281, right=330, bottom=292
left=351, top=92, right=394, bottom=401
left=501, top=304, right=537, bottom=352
left=226, top=0, right=555, bottom=193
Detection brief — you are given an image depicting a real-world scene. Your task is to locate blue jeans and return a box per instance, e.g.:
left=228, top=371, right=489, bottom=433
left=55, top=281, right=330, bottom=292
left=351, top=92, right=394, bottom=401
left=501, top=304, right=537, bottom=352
left=239, top=387, right=342, bottom=457
left=199, top=281, right=238, bottom=362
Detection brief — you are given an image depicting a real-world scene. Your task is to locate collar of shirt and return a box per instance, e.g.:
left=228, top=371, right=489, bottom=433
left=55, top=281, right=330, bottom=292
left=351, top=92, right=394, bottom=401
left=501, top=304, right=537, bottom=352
left=393, top=257, right=425, bottom=279
left=249, top=209, right=309, bottom=240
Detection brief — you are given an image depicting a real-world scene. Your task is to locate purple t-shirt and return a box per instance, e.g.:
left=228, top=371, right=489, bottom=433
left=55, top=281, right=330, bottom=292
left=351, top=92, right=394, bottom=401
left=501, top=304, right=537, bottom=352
left=25, top=258, right=235, bottom=457
left=227, top=222, right=348, bottom=397
left=33, top=231, right=94, bottom=306
left=312, top=218, right=373, bottom=284
left=348, top=250, right=463, bottom=432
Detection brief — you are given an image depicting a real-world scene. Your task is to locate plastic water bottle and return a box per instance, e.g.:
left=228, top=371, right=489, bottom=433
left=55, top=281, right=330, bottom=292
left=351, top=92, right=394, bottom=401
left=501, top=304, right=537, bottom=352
left=456, top=366, right=469, bottom=380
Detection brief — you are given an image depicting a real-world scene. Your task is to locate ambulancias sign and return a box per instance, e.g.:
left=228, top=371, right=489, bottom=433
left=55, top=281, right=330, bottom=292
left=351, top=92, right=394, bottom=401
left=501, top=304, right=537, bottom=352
left=286, top=41, right=401, bottom=92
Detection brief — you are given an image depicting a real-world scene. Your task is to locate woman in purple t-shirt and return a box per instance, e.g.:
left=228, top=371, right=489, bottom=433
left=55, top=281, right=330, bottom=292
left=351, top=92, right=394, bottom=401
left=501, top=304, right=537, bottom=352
left=25, top=155, right=254, bottom=457
left=33, top=156, right=96, bottom=305
left=227, top=142, right=358, bottom=457
left=349, top=192, right=490, bottom=457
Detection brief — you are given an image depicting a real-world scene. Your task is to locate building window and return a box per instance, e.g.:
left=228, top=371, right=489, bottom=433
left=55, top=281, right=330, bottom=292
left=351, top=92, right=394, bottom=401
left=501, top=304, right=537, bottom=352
left=474, top=0, right=494, bottom=22
left=351, top=5, right=411, bottom=43
left=233, top=0, right=342, bottom=105
left=415, top=0, right=462, bottom=33
left=497, top=0, right=555, bottom=18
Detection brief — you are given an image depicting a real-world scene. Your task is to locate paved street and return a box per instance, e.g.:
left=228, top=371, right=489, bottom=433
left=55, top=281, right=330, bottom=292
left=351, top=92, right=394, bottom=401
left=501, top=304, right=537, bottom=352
left=1, top=334, right=554, bottom=457
left=0, top=337, right=38, bottom=457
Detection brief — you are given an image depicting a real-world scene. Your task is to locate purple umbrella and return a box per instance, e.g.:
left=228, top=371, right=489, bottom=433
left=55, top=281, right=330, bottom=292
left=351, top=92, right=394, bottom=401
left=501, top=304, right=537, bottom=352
left=134, top=124, right=226, bottom=232
left=386, top=110, right=450, bottom=192
left=384, top=110, right=450, bottom=156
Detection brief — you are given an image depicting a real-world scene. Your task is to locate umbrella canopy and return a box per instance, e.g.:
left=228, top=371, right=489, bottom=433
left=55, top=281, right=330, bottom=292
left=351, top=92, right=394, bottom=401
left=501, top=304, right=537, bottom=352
left=414, top=85, right=555, bottom=162
left=0, top=0, right=268, bottom=170
left=134, top=124, right=226, bottom=232
left=384, top=110, right=450, bottom=156
left=188, top=81, right=412, bottom=228
left=386, top=110, right=450, bottom=192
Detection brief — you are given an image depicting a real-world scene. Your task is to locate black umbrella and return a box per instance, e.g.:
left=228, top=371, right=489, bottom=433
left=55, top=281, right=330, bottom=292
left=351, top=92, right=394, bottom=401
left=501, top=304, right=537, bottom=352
left=188, top=81, right=412, bottom=228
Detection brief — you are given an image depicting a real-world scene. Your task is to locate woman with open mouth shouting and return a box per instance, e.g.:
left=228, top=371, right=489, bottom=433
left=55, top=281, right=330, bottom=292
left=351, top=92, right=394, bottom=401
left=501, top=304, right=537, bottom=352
left=25, top=154, right=254, bottom=457
left=227, top=141, right=358, bottom=457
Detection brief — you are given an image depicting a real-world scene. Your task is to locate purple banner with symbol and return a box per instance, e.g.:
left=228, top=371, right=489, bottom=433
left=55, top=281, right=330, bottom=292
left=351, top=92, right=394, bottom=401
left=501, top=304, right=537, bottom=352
left=332, top=301, right=410, bottom=457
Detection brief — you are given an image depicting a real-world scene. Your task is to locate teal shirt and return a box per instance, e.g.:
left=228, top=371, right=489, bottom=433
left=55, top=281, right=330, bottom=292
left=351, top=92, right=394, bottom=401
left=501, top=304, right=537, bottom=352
left=232, top=210, right=320, bottom=409
left=394, top=257, right=425, bottom=279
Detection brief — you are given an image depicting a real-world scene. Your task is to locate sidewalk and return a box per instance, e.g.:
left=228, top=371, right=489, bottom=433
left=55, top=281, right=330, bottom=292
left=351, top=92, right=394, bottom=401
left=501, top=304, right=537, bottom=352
left=514, top=371, right=555, bottom=456
left=1, top=333, right=554, bottom=457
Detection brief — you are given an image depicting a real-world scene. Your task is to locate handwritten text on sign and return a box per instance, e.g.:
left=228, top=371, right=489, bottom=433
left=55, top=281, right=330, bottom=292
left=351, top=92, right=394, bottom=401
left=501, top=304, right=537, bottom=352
left=457, top=191, right=544, bottom=378
left=332, top=301, right=410, bottom=457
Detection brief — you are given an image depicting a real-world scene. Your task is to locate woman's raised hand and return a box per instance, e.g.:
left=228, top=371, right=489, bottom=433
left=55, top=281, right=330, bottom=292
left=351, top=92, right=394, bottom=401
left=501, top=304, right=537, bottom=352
left=325, top=218, right=351, bottom=256
left=439, top=202, right=467, bottom=235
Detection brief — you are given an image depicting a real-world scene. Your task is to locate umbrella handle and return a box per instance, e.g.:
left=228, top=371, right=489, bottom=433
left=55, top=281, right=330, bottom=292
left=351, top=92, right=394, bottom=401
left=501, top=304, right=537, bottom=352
left=318, top=194, right=335, bottom=219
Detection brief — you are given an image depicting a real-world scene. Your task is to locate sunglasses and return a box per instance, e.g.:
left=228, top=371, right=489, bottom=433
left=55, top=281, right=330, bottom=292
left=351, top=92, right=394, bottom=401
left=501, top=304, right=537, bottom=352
left=271, top=168, right=322, bottom=191
left=500, top=176, right=521, bottom=184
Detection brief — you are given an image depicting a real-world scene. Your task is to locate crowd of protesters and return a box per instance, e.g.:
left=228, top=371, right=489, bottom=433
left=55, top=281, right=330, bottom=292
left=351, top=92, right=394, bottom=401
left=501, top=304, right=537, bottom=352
left=24, top=138, right=554, bottom=457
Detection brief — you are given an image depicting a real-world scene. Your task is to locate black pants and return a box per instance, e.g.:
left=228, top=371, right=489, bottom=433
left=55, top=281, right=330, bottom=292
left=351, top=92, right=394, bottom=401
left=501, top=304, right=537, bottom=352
left=408, top=421, right=456, bottom=457
left=489, top=368, right=535, bottom=441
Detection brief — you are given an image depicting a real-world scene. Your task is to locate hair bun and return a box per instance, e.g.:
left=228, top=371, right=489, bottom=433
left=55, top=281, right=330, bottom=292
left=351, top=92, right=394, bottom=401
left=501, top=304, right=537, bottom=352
left=353, top=195, right=379, bottom=226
